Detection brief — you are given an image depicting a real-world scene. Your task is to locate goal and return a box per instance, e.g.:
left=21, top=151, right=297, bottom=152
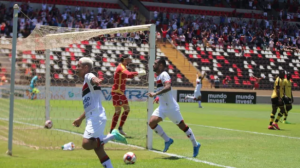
left=0, top=8, right=156, bottom=154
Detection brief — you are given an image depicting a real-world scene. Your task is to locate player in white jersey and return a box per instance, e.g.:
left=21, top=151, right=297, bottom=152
left=147, top=57, right=201, bottom=157
left=72, top=57, right=127, bottom=168
left=185, top=72, right=206, bottom=108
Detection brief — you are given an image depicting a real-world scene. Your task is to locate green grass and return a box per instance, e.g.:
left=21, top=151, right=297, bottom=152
left=0, top=99, right=300, bottom=168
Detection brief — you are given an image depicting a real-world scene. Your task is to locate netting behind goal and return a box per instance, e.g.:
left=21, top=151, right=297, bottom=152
left=0, top=24, right=156, bottom=151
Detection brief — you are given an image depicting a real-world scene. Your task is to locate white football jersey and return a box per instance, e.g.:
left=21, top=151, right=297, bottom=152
left=195, top=78, right=202, bottom=92
left=82, top=73, right=106, bottom=120
left=155, top=71, right=178, bottom=109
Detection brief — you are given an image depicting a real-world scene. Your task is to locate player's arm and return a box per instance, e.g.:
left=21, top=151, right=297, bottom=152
left=73, top=112, right=85, bottom=127
left=122, top=69, right=138, bottom=78
left=276, top=81, right=282, bottom=103
left=91, top=77, right=102, bottom=86
left=155, top=82, right=171, bottom=96
left=148, top=82, right=171, bottom=98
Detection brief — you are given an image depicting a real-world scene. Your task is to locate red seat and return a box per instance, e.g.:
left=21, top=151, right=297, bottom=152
left=71, top=56, right=76, bottom=61
left=31, top=64, right=36, bottom=69
left=40, top=60, right=45, bottom=64
left=140, top=55, right=145, bottom=60
left=71, top=65, right=76, bottom=70
left=68, top=69, right=73, bottom=75
left=177, top=74, right=182, bottom=79
left=102, top=57, right=107, bottom=62
left=293, top=83, right=298, bottom=87
left=54, top=73, right=59, bottom=79
left=168, top=65, right=174, bottom=70
left=110, top=63, right=116, bottom=67
left=224, top=60, right=229, bottom=64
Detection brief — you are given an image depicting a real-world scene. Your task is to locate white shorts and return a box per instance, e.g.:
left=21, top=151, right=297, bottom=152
left=194, top=90, right=201, bottom=98
left=83, top=108, right=107, bottom=139
left=152, top=106, right=183, bottom=124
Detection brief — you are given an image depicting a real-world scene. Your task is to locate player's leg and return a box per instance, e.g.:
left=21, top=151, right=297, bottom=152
left=149, top=109, right=173, bottom=152
left=283, top=104, right=292, bottom=124
left=268, top=98, right=278, bottom=130
left=118, top=96, right=130, bottom=135
left=197, top=95, right=202, bottom=108
left=110, top=106, right=121, bottom=133
left=185, top=95, right=195, bottom=100
left=94, top=145, right=113, bottom=168
left=110, top=93, right=122, bottom=133
left=273, top=101, right=285, bottom=130
left=81, top=138, right=113, bottom=167
left=168, top=108, right=200, bottom=157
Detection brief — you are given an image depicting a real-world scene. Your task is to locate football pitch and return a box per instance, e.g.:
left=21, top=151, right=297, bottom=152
left=0, top=99, right=300, bottom=168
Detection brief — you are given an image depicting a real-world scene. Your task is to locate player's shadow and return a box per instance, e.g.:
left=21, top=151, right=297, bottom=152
left=125, top=136, right=134, bottom=139
left=151, top=148, right=182, bottom=161
left=160, top=156, right=181, bottom=160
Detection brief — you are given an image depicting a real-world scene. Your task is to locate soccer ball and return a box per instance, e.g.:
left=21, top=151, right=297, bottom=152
left=123, top=152, right=136, bottom=164
left=44, top=120, right=53, bottom=129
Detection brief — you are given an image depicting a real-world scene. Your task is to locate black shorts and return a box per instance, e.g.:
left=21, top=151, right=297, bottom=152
left=271, top=98, right=284, bottom=106
left=282, top=96, right=292, bottom=105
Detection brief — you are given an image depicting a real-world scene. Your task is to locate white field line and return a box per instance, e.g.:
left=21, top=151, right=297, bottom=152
left=0, top=117, right=235, bottom=168
left=2, top=117, right=300, bottom=140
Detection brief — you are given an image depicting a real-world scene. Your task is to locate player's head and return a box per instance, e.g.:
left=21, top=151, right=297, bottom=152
left=120, top=55, right=132, bottom=66
left=286, top=72, right=291, bottom=80
left=279, top=70, right=285, bottom=79
left=77, top=57, right=93, bottom=79
left=153, top=57, right=166, bottom=73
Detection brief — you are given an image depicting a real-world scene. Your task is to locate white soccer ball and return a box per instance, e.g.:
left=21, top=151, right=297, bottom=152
left=44, top=120, right=53, bottom=129
left=123, top=152, right=136, bottom=164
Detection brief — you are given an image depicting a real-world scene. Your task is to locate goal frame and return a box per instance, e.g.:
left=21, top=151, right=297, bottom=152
left=8, top=5, right=156, bottom=154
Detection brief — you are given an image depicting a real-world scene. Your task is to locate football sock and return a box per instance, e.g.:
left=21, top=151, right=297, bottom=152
left=275, top=112, right=283, bottom=123
left=153, top=124, right=170, bottom=142
left=269, top=113, right=275, bottom=126
left=102, top=134, right=115, bottom=144
left=110, top=113, right=120, bottom=132
left=119, top=110, right=129, bottom=128
left=183, top=126, right=198, bottom=147
left=101, top=155, right=113, bottom=168
left=198, top=101, right=202, bottom=107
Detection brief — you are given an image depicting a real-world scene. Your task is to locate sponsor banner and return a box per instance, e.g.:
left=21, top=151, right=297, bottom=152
left=177, top=90, right=256, bottom=104
left=0, top=85, right=178, bottom=101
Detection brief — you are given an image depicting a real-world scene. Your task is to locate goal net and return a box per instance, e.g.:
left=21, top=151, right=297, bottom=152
left=0, top=23, right=156, bottom=151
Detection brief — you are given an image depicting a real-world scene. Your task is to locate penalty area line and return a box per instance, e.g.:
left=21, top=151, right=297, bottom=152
left=0, top=118, right=235, bottom=168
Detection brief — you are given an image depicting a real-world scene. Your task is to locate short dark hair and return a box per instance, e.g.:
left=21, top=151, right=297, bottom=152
left=120, top=55, right=129, bottom=62
left=279, top=70, right=285, bottom=76
left=157, top=57, right=166, bottom=68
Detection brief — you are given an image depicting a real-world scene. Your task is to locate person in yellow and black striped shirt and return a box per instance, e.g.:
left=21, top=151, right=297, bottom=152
left=268, top=70, right=285, bottom=130
left=281, top=72, right=293, bottom=124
